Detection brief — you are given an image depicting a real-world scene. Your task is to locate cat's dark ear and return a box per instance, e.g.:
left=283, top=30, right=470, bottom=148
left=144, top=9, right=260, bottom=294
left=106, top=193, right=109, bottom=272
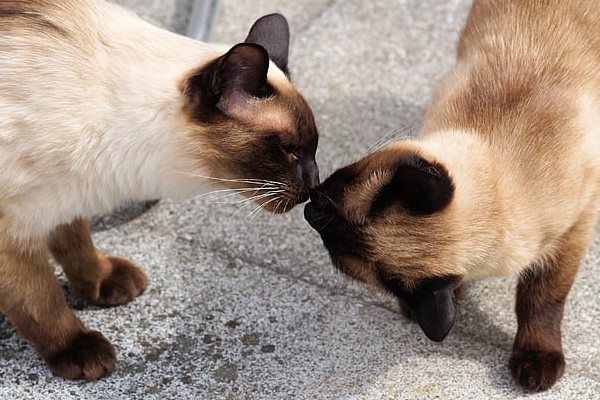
left=212, top=43, right=274, bottom=104
left=371, top=152, right=454, bottom=215
left=407, top=276, right=460, bottom=342
left=183, top=43, right=274, bottom=120
left=244, top=13, right=290, bottom=74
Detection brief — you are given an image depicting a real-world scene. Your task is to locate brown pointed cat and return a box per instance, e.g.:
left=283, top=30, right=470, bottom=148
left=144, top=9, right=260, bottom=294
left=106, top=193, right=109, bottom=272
left=0, top=0, right=318, bottom=381
left=305, top=0, right=599, bottom=392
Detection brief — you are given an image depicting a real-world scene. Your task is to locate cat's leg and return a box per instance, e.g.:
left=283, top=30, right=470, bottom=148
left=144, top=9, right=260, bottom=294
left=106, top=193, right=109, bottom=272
left=48, top=217, right=148, bottom=306
left=509, top=215, right=595, bottom=392
left=0, top=241, right=116, bottom=380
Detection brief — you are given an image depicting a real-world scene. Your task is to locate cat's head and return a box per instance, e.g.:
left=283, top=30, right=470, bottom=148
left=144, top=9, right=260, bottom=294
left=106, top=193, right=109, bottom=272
left=304, top=144, right=464, bottom=341
left=180, top=14, right=319, bottom=213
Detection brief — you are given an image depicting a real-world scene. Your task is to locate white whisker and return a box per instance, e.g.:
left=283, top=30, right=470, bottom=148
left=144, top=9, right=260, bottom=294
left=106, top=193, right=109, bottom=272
left=242, top=190, right=286, bottom=203
left=245, top=204, right=264, bottom=222
left=177, top=171, right=288, bottom=188
left=317, top=215, right=335, bottom=232
left=231, top=189, right=285, bottom=202
left=222, top=192, right=282, bottom=211
left=244, top=194, right=282, bottom=221
left=194, top=187, right=277, bottom=202
left=176, top=170, right=294, bottom=219
left=365, top=124, right=417, bottom=155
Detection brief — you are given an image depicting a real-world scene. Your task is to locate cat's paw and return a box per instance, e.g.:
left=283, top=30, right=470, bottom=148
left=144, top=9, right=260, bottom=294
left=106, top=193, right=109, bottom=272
left=46, top=331, right=116, bottom=381
left=509, top=349, right=565, bottom=392
left=94, top=256, right=148, bottom=306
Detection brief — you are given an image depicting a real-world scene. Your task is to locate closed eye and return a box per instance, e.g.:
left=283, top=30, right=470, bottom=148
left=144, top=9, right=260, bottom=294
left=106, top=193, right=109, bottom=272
left=287, top=149, right=299, bottom=161
left=276, top=136, right=300, bottom=159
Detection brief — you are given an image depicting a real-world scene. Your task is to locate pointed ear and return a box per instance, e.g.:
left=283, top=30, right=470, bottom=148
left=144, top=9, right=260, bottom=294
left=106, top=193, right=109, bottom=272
left=182, top=43, right=275, bottom=120
left=245, top=13, right=290, bottom=74
left=372, top=152, right=454, bottom=215
left=214, top=43, right=272, bottom=99
left=408, top=277, right=460, bottom=342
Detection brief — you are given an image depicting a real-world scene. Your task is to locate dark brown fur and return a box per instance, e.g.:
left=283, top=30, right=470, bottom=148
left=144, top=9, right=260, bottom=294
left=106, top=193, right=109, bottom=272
left=0, top=219, right=136, bottom=380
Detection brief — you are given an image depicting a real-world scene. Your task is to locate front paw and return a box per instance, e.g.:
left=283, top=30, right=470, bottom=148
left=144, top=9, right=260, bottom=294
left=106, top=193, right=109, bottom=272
left=95, top=256, right=148, bottom=306
left=46, top=331, right=116, bottom=381
left=509, top=349, right=565, bottom=392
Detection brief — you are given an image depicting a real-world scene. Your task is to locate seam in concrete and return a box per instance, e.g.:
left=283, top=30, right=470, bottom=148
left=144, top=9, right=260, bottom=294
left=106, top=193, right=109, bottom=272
left=186, top=0, right=219, bottom=40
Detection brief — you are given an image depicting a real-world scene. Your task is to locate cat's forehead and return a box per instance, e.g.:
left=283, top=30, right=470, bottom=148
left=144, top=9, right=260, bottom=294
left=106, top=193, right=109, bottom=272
left=327, top=146, right=413, bottom=187
left=231, top=69, right=316, bottom=142
left=317, top=154, right=391, bottom=224
left=239, top=97, right=295, bottom=133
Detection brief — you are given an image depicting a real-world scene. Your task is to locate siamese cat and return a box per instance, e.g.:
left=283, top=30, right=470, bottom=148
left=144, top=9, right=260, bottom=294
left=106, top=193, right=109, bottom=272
left=305, top=0, right=599, bottom=392
left=0, top=0, right=318, bottom=381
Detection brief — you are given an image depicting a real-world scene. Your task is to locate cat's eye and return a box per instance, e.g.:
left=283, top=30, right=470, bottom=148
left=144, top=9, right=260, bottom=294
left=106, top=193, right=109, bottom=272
left=281, top=144, right=295, bottom=154
left=274, top=134, right=299, bottom=159
left=286, top=149, right=299, bottom=161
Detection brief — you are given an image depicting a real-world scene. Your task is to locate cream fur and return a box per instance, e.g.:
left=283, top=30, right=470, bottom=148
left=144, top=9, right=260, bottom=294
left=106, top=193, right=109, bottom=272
left=0, top=0, right=287, bottom=241
left=414, top=92, right=600, bottom=280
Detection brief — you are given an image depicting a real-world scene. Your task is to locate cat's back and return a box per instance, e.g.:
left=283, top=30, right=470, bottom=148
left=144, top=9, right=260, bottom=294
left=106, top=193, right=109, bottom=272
left=0, top=0, right=216, bottom=236
left=419, top=0, right=600, bottom=238
left=451, top=0, right=600, bottom=109
left=424, top=0, right=600, bottom=147
left=0, top=0, right=132, bottom=168
left=0, top=0, right=169, bottom=77
left=0, top=0, right=216, bottom=108
left=0, top=0, right=214, bottom=141
left=458, top=0, right=600, bottom=62
left=457, top=0, right=600, bottom=156
left=0, top=0, right=119, bottom=50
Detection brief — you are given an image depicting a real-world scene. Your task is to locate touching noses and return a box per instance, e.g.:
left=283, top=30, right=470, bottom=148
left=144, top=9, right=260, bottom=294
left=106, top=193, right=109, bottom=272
left=303, top=187, right=330, bottom=230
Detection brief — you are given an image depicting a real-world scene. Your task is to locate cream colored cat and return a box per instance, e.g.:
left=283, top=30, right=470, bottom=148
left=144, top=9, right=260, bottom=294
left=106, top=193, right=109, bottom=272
left=305, top=0, right=600, bottom=392
left=0, top=0, right=318, bottom=381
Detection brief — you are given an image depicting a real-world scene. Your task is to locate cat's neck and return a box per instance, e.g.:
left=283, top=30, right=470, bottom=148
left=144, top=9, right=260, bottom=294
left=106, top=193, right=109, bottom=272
left=79, top=5, right=224, bottom=200
left=414, top=130, right=554, bottom=279
left=417, top=112, right=600, bottom=279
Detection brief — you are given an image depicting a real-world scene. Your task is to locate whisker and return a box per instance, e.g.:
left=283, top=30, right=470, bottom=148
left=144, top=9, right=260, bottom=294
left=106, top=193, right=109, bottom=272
left=194, top=186, right=278, bottom=201
left=364, top=124, right=417, bottom=155
left=194, top=185, right=287, bottom=208
left=317, top=215, right=335, bottom=232
left=273, top=198, right=285, bottom=218
left=228, top=189, right=283, bottom=220
left=269, top=199, right=282, bottom=224
left=285, top=198, right=292, bottom=213
left=222, top=191, right=284, bottom=209
left=177, top=171, right=288, bottom=188
left=244, top=194, right=282, bottom=221
left=314, top=187, right=335, bottom=205
left=245, top=204, right=264, bottom=222
left=244, top=190, right=286, bottom=203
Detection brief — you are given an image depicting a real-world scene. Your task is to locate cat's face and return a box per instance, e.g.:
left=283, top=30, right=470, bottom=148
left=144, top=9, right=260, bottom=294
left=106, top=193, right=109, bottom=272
left=180, top=14, right=319, bottom=213
left=304, top=145, right=463, bottom=341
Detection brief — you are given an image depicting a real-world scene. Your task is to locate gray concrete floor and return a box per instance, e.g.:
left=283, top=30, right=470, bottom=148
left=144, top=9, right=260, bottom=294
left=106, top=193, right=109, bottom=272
left=1, top=0, right=598, bottom=399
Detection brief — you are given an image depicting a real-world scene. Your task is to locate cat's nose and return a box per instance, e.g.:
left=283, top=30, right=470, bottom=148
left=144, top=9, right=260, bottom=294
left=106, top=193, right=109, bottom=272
left=304, top=200, right=324, bottom=229
left=302, top=159, right=320, bottom=189
left=308, top=188, right=328, bottom=209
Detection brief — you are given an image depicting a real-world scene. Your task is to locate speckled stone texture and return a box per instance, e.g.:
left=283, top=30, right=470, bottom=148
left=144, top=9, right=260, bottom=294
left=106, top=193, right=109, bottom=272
left=0, top=1, right=598, bottom=399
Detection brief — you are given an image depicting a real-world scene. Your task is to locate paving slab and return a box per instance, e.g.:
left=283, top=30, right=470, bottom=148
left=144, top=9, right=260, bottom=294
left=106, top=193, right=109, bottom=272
left=0, top=0, right=598, bottom=399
